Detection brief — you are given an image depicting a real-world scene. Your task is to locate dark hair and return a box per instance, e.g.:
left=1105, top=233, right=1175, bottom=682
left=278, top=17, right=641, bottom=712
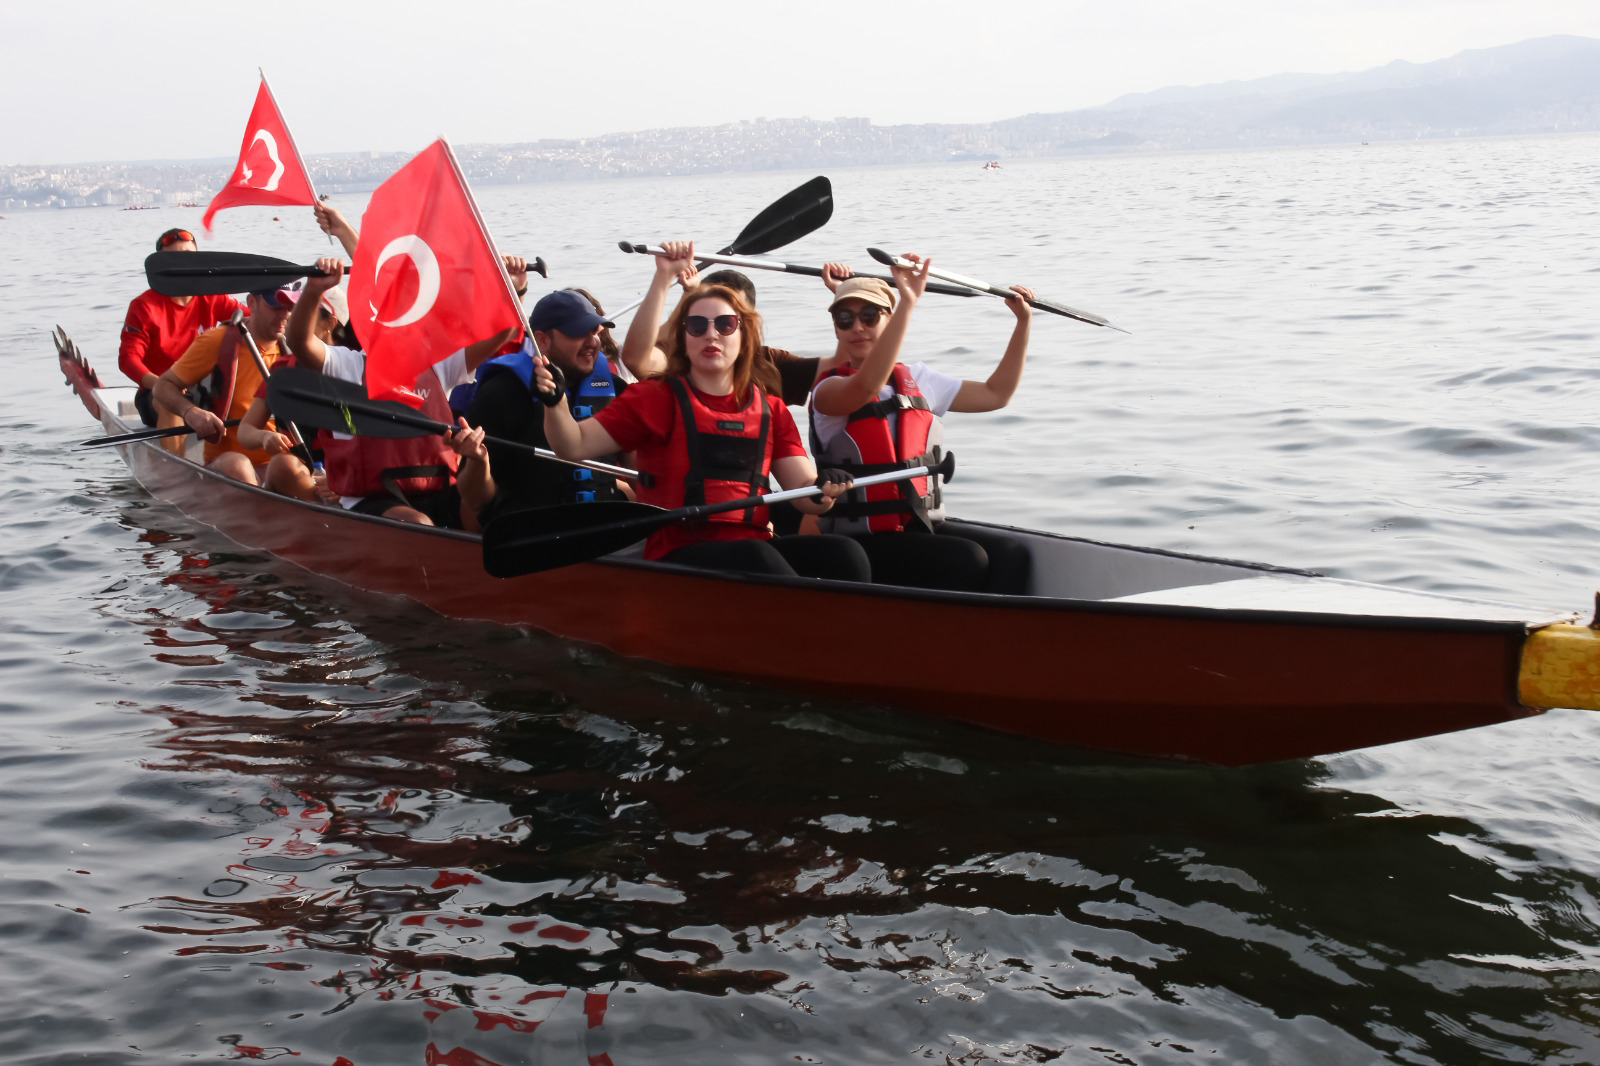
left=155, top=228, right=195, bottom=251
left=661, top=284, right=777, bottom=399
left=701, top=269, right=757, bottom=306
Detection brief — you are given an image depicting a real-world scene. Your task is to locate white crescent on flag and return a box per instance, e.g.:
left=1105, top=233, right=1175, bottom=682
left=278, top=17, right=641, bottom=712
left=370, top=235, right=442, bottom=328
left=239, top=129, right=286, bottom=191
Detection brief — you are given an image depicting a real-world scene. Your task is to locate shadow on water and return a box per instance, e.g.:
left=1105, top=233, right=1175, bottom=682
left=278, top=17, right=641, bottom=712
left=61, top=500, right=1600, bottom=1063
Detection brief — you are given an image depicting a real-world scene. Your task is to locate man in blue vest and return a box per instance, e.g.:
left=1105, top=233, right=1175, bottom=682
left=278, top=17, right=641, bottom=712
left=467, top=289, right=632, bottom=519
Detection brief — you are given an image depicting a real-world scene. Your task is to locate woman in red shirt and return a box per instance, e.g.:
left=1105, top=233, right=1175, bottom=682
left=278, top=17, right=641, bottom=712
left=537, top=251, right=867, bottom=581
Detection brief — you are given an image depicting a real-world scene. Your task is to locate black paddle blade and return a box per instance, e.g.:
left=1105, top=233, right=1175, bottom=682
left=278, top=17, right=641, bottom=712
left=482, top=501, right=671, bottom=577
left=145, top=250, right=322, bottom=297
left=720, top=176, right=833, bottom=257
left=265, top=366, right=433, bottom=440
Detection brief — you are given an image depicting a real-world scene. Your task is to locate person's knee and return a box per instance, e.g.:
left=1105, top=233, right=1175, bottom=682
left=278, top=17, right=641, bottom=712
left=208, top=452, right=257, bottom=485
left=384, top=506, right=433, bottom=525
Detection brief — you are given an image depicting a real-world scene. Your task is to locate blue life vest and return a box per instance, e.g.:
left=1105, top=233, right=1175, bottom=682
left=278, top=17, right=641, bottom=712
left=474, top=340, right=624, bottom=504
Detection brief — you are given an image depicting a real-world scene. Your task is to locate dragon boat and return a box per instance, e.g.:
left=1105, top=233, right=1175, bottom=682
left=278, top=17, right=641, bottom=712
left=56, top=327, right=1600, bottom=765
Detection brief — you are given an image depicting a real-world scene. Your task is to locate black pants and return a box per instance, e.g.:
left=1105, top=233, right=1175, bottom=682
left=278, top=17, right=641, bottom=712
left=852, top=522, right=1032, bottom=594
left=664, top=534, right=871, bottom=582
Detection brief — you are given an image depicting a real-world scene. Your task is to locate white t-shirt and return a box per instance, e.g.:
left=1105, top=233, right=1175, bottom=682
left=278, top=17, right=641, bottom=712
left=808, top=361, right=963, bottom=450
left=321, top=345, right=472, bottom=508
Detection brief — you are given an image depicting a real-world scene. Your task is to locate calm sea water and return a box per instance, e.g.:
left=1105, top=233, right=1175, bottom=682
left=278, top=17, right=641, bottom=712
left=3, top=135, right=1600, bottom=1064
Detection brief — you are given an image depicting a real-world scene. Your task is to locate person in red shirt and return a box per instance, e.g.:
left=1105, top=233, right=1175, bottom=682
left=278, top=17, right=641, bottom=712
left=536, top=245, right=868, bottom=580
left=119, top=228, right=244, bottom=431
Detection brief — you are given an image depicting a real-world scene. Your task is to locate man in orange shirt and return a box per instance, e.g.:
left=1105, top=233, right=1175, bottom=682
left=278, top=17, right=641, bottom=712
left=152, top=287, right=294, bottom=486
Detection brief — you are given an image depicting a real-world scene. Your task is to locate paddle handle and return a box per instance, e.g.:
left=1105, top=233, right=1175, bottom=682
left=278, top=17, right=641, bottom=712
left=80, top=419, right=241, bottom=448
left=275, top=384, right=638, bottom=480
left=865, top=247, right=1122, bottom=331
left=680, top=452, right=955, bottom=522
left=620, top=244, right=980, bottom=299
left=156, top=257, right=549, bottom=282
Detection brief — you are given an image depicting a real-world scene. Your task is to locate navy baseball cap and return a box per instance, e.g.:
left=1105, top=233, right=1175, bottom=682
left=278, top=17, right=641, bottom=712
left=250, top=287, right=295, bottom=308
left=529, top=290, right=614, bottom=336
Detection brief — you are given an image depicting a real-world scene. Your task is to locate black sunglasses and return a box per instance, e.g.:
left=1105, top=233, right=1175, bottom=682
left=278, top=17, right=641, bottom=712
left=685, top=314, right=740, bottom=337
left=832, top=306, right=888, bottom=330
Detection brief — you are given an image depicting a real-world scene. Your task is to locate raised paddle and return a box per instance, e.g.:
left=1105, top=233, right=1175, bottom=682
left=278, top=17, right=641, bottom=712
left=865, top=247, right=1125, bottom=332
left=80, top=419, right=241, bottom=448
left=264, top=366, right=638, bottom=480
left=146, top=251, right=550, bottom=299
left=618, top=244, right=980, bottom=299
left=608, top=175, right=835, bottom=318
left=482, top=452, right=956, bottom=578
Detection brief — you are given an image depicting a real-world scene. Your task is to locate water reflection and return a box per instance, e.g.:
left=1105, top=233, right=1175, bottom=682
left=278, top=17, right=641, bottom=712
left=102, top=504, right=1600, bottom=1064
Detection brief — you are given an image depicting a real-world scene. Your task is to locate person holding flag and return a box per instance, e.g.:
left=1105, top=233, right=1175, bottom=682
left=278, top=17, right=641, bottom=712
left=201, top=72, right=318, bottom=233
left=280, top=138, right=529, bottom=530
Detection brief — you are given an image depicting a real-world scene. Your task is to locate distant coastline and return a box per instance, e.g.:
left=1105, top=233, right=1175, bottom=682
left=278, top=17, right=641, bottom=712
left=4, top=34, right=1595, bottom=212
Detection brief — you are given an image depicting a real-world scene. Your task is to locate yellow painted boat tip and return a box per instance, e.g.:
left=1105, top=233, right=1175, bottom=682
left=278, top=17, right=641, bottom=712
left=1519, top=624, right=1600, bottom=711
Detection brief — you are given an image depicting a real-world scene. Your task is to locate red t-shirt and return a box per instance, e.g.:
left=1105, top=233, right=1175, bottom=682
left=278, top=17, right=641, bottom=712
left=594, top=378, right=806, bottom=559
left=118, top=289, right=244, bottom=385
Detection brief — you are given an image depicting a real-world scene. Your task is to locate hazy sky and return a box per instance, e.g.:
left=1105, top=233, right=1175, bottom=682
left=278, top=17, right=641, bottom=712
left=4, top=0, right=1597, bottom=165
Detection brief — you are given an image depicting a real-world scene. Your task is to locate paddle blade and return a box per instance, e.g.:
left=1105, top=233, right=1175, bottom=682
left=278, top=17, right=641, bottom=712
left=483, top=501, right=671, bottom=577
left=145, top=250, right=318, bottom=297
left=265, top=366, right=430, bottom=439
left=721, top=176, right=833, bottom=256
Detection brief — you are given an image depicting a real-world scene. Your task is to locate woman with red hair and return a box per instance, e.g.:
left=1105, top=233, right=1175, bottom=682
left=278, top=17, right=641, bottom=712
left=537, top=243, right=868, bottom=581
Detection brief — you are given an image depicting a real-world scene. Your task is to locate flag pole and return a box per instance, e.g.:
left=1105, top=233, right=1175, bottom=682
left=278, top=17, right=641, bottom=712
left=439, top=137, right=525, bottom=335
left=259, top=67, right=330, bottom=245
left=260, top=68, right=319, bottom=202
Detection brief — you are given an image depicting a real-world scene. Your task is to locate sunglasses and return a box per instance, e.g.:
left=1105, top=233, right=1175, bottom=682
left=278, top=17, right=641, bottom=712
left=685, top=314, right=740, bottom=337
left=156, top=229, right=195, bottom=251
left=832, top=306, right=888, bottom=330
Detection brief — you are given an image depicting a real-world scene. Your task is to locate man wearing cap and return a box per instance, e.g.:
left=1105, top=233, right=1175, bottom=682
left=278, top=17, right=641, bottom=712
left=467, top=288, right=633, bottom=519
left=120, top=228, right=245, bottom=431
left=152, top=287, right=294, bottom=486
left=231, top=281, right=352, bottom=502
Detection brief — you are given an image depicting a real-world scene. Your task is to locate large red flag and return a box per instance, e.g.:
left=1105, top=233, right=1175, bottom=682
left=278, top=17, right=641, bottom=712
left=348, top=139, right=524, bottom=405
left=201, top=74, right=317, bottom=233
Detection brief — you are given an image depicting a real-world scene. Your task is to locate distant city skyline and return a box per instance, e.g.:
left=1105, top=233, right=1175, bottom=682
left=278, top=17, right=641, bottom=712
left=4, top=0, right=1600, bottom=166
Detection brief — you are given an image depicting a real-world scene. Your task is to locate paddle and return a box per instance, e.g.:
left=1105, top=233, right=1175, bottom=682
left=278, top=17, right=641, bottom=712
left=146, top=251, right=549, bottom=298
left=618, top=244, right=980, bottom=299
left=81, top=419, right=241, bottom=448
left=482, top=451, right=956, bottom=578
left=865, top=247, right=1125, bottom=332
left=232, top=312, right=311, bottom=461
left=264, top=366, right=639, bottom=480
left=608, top=175, right=835, bottom=318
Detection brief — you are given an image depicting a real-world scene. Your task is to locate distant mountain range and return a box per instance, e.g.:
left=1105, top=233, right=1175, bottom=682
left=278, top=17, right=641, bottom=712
left=4, top=35, right=1596, bottom=208
left=1013, top=34, right=1600, bottom=152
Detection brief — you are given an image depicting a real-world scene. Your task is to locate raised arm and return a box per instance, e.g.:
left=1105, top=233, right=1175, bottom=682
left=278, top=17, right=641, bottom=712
left=534, top=359, right=625, bottom=461
left=811, top=254, right=931, bottom=417
left=314, top=203, right=359, bottom=259
left=619, top=240, right=694, bottom=380
left=949, top=285, right=1034, bottom=413
left=286, top=257, right=344, bottom=370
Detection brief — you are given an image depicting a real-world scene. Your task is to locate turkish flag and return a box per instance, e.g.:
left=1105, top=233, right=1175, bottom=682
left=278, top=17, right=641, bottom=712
left=348, top=139, right=524, bottom=405
left=201, top=76, right=317, bottom=232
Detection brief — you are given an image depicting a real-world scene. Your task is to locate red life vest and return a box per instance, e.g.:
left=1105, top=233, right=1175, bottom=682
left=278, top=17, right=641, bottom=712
left=322, top=364, right=459, bottom=500
left=810, top=363, right=944, bottom=534
left=206, top=325, right=242, bottom=419
left=637, top=377, right=771, bottom=533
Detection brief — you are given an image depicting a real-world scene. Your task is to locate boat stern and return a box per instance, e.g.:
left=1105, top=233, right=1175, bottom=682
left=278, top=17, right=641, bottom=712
left=1519, top=622, right=1600, bottom=711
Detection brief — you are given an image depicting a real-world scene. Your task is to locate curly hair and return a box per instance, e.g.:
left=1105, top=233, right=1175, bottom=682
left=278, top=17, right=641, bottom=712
left=661, top=284, right=778, bottom=399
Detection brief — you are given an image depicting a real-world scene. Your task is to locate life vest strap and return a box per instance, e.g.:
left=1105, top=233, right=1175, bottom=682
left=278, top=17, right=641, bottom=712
left=381, top=465, right=451, bottom=507
left=847, top=392, right=930, bottom=423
